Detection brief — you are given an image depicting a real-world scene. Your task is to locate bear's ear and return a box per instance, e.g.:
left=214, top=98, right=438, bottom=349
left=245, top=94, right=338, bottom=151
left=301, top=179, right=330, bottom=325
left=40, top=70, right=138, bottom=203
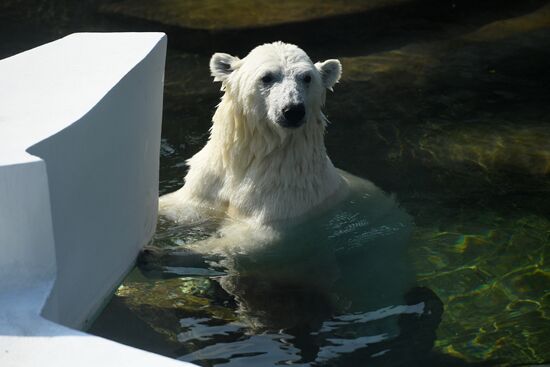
left=210, top=53, right=240, bottom=82
left=315, top=59, right=342, bottom=91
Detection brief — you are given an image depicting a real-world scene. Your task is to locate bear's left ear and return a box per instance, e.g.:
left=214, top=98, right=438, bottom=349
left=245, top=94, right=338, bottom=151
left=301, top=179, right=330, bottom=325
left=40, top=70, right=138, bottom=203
left=315, top=59, right=342, bottom=91
left=210, top=53, right=240, bottom=82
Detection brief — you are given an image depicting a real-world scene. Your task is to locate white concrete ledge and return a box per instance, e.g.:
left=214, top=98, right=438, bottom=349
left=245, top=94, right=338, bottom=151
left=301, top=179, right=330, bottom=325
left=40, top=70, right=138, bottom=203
left=0, top=33, right=195, bottom=366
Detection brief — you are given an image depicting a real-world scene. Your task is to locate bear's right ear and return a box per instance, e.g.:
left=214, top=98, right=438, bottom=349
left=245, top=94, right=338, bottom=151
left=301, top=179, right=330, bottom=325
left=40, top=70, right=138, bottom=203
left=210, top=53, right=240, bottom=82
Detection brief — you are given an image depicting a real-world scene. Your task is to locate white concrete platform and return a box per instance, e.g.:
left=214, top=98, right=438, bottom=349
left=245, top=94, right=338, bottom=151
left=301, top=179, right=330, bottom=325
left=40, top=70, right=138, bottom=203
left=0, top=33, right=196, bottom=366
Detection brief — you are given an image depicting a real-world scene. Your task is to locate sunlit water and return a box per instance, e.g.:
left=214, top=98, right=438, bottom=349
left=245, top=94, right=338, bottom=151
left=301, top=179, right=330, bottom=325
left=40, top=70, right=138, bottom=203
left=3, top=0, right=549, bottom=365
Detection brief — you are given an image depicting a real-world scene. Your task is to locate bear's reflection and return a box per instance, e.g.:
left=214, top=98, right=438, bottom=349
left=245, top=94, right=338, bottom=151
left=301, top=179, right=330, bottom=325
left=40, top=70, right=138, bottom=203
left=212, top=171, right=414, bottom=331
left=143, top=172, right=444, bottom=365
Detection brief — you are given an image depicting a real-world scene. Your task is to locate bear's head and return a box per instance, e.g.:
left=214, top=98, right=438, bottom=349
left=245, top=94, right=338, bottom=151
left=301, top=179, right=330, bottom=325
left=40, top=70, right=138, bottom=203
left=210, top=42, right=341, bottom=131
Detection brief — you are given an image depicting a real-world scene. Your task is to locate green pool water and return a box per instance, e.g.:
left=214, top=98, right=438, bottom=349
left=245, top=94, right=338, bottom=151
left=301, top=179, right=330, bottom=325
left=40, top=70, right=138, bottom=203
left=2, top=0, right=548, bottom=365
left=96, top=15, right=550, bottom=366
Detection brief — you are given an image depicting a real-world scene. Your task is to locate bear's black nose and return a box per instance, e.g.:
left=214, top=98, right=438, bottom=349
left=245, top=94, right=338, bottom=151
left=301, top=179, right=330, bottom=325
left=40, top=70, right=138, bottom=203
left=282, top=103, right=305, bottom=127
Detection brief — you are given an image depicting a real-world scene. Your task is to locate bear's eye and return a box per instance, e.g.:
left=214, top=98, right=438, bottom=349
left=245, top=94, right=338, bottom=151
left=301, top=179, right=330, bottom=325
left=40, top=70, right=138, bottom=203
left=261, top=73, right=274, bottom=84
left=303, top=75, right=311, bottom=83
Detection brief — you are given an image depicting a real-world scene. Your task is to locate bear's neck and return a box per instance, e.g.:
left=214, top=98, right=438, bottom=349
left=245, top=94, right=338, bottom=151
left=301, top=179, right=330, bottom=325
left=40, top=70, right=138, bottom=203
left=207, top=96, right=343, bottom=222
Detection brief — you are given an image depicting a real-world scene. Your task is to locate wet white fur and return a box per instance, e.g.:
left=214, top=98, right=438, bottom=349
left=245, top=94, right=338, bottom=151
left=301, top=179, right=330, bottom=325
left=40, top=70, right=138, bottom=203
left=159, top=42, right=344, bottom=228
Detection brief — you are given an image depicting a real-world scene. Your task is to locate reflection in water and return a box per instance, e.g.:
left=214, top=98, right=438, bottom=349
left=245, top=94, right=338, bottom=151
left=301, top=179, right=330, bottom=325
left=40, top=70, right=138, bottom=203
left=179, top=331, right=305, bottom=367
left=96, top=172, right=449, bottom=366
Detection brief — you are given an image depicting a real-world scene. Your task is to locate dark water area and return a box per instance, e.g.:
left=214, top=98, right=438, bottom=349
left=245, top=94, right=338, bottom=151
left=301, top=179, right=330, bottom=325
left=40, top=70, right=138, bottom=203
left=2, top=0, right=550, bottom=366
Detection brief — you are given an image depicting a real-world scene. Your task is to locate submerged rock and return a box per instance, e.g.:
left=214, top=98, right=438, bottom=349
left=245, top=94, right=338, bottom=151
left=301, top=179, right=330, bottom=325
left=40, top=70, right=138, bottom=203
left=112, top=274, right=238, bottom=343
left=329, top=3, right=550, bottom=200
left=100, top=0, right=407, bottom=30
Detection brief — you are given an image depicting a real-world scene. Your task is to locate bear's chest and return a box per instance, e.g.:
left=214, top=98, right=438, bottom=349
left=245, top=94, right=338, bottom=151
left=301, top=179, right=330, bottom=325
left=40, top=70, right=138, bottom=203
left=221, top=167, right=346, bottom=224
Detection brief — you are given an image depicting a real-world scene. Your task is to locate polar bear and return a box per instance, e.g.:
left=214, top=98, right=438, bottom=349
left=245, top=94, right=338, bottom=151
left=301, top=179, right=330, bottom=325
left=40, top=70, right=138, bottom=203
left=159, top=41, right=347, bottom=234
left=152, top=42, right=418, bottom=343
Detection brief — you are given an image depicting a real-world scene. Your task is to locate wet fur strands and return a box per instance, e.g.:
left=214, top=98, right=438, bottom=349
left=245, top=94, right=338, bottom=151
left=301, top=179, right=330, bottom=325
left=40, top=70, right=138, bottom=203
left=159, top=42, right=345, bottom=228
